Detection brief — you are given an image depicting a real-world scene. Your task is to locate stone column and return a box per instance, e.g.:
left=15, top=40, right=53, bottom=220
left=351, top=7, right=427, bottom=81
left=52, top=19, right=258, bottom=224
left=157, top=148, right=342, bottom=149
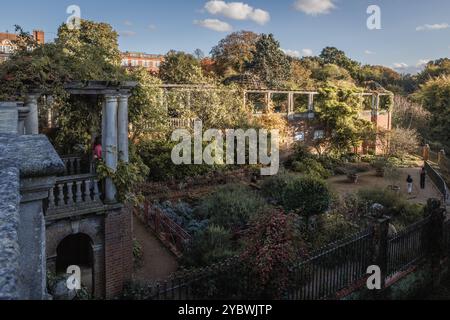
left=308, top=93, right=314, bottom=112
left=101, top=100, right=107, bottom=159
left=423, top=144, right=430, bottom=162
left=24, top=94, right=39, bottom=135
left=438, top=149, right=446, bottom=166
left=104, top=94, right=119, bottom=203
left=118, top=94, right=130, bottom=163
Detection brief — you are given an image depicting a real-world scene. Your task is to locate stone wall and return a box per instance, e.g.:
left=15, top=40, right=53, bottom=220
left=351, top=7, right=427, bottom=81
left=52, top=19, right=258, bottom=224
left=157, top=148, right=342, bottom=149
left=0, top=133, right=64, bottom=300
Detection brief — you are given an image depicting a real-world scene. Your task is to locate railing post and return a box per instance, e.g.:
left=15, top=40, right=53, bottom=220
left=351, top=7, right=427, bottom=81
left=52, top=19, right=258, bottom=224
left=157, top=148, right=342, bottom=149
left=424, top=198, right=446, bottom=288
left=370, top=215, right=390, bottom=296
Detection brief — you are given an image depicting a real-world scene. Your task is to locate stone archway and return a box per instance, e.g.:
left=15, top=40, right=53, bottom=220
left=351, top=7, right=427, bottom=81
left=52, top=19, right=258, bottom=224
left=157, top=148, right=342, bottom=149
left=55, top=233, right=94, bottom=295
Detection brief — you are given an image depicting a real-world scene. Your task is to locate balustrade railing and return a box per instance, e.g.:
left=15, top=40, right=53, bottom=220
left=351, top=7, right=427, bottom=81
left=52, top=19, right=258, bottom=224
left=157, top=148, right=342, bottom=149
left=60, top=155, right=86, bottom=176
left=46, top=174, right=103, bottom=215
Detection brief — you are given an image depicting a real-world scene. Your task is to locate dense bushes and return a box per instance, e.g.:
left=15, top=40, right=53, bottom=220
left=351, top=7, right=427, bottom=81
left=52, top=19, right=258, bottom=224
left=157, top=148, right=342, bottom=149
left=356, top=188, right=424, bottom=228
left=281, top=175, right=332, bottom=219
left=182, top=225, right=236, bottom=268
left=196, top=184, right=267, bottom=230
left=261, top=173, right=332, bottom=220
left=240, top=209, right=306, bottom=299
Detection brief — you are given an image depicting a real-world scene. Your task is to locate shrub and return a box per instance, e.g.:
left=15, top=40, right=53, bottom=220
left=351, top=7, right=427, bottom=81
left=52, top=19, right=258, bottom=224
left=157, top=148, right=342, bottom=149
left=155, top=201, right=208, bottom=235
left=261, top=172, right=296, bottom=204
left=196, top=184, right=267, bottom=230
left=281, top=175, right=332, bottom=220
left=181, top=225, right=236, bottom=268
left=291, top=158, right=331, bottom=179
left=356, top=188, right=424, bottom=227
left=240, top=209, right=306, bottom=299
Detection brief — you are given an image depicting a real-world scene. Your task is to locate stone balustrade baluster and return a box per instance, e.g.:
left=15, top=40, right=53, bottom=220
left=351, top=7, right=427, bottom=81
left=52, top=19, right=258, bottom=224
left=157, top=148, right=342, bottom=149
left=76, top=158, right=81, bottom=174
left=67, top=182, right=74, bottom=205
left=57, top=183, right=65, bottom=206
left=48, top=187, right=56, bottom=209
left=84, top=180, right=92, bottom=202
left=93, top=179, right=101, bottom=201
left=75, top=181, right=83, bottom=203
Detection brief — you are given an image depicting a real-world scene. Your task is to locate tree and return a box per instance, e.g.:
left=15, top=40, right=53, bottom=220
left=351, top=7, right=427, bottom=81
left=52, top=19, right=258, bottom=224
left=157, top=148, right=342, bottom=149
left=127, top=67, right=169, bottom=142
left=314, top=85, right=371, bottom=154
left=415, top=75, right=450, bottom=150
left=417, top=58, right=450, bottom=84
left=319, top=47, right=361, bottom=77
left=378, top=128, right=420, bottom=160
left=246, top=34, right=291, bottom=88
left=285, top=59, right=315, bottom=89
left=211, top=31, right=259, bottom=77
left=159, top=50, right=204, bottom=84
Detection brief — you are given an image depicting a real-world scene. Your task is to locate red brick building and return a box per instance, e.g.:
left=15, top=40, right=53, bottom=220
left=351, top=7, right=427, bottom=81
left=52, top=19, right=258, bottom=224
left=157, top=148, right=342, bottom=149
left=121, top=51, right=164, bottom=73
left=0, top=30, right=45, bottom=62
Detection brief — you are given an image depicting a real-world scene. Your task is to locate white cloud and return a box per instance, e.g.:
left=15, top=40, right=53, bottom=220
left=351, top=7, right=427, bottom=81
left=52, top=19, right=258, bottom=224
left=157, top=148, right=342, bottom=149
left=416, top=23, right=449, bottom=31
left=282, top=48, right=313, bottom=58
left=416, top=59, right=430, bottom=67
left=148, top=24, right=157, bottom=31
left=194, top=19, right=233, bottom=32
left=294, top=0, right=336, bottom=16
left=302, top=48, right=313, bottom=56
left=393, top=62, right=409, bottom=70
left=282, top=49, right=301, bottom=58
left=204, top=1, right=270, bottom=25
left=123, top=20, right=133, bottom=26
left=119, top=30, right=136, bottom=37
left=364, top=50, right=375, bottom=55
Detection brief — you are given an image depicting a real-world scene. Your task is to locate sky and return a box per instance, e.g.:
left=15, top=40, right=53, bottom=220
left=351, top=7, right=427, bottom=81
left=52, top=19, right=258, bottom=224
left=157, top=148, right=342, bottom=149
left=1, top=0, right=450, bottom=74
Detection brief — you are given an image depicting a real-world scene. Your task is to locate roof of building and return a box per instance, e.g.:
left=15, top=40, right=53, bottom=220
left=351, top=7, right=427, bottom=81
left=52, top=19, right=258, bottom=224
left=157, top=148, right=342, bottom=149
left=0, top=33, right=17, bottom=42
left=121, top=51, right=164, bottom=59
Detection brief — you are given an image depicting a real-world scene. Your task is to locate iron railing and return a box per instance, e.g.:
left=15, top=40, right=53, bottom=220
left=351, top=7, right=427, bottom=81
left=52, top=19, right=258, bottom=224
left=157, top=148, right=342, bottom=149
left=425, top=161, right=449, bottom=204
left=286, top=229, right=374, bottom=300
left=386, top=217, right=430, bottom=278
left=135, top=202, right=192, bottom=256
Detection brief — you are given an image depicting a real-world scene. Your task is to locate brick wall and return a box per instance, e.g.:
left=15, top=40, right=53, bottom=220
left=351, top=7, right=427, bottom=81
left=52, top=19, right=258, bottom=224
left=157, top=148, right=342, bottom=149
left=104, top=207, right=133, bottom=299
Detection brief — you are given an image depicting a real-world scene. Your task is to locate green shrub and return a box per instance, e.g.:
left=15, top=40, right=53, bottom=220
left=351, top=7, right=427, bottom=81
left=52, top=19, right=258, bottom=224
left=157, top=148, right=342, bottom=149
left=261, top=172, right=296, bottom=204
left=181, top=225, right=236, bottom=268
left=196, top=184, right=267, bottom=230
left=281, top=175, right=332, bottom=219
left=291, top=158, right=331, bottom=179
left=356, top=188, right=424, bottom=227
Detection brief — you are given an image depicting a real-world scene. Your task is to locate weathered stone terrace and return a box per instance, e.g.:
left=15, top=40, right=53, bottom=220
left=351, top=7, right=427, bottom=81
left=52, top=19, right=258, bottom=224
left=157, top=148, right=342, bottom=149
left=0, top=133, right=64, bottom=299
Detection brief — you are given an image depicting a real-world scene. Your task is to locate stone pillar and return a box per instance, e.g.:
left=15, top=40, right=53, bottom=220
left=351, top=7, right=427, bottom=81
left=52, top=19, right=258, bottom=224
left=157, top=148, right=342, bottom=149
left=24, top=94, right=39, bottom=135
left=308, top=93, right=314, bottom=112
left=104, top=94, right=119, bottom=204
left=17, top=105, right=30, bottom=136
left=424, top=199, right=445, bottom=288
left=19, top=176, right=57, bottom=299
left=118, top=94, right=130, bottom=163
left=266, top=92, right=272, bottom=112
left=370, top=216, right=390, bottom=295
left=101, top=100, right=107, bottom=159
left=92, top=244, right=105, bottom=298
left=423, top=144, right=430, bottom=162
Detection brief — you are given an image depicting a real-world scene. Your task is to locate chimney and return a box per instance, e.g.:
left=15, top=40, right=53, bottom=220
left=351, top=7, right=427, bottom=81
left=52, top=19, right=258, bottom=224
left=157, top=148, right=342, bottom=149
left=32, top=30, right=45, bottom=44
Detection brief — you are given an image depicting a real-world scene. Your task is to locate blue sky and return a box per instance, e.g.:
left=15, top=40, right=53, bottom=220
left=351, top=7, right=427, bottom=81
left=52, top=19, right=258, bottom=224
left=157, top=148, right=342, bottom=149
left=1, top=0, right=450, bottom=73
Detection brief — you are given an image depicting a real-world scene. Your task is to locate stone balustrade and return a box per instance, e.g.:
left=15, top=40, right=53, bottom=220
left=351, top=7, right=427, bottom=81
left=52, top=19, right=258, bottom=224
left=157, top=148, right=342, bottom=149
left=46, top=174, right=102, bottom=215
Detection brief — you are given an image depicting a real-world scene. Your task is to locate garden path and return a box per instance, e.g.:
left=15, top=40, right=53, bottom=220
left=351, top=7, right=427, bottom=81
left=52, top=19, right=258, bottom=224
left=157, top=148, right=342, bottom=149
left=132, top=215, right=179, bottom=283
left=328, top=167, right=443, bottom=205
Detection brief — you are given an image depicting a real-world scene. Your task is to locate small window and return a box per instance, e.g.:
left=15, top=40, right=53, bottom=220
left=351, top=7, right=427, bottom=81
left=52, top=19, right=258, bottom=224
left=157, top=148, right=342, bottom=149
left=295, top=132, right=305, bottom=142
left=314, top=130, right=325, bottom=140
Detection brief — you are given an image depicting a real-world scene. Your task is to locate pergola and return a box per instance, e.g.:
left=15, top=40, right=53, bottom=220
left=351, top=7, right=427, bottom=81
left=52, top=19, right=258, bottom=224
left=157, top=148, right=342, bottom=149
left=21, top=80, right=137, bottom=203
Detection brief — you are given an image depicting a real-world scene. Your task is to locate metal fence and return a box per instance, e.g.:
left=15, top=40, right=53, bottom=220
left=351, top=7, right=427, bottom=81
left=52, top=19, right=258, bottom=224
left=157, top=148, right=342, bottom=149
left=386, top=217, right=430, bottom=278
left=133, top=213, right=446, bottom=300
left=425, top=161, right=449, bottom=204
left=286, top=229, right=374, bottom=300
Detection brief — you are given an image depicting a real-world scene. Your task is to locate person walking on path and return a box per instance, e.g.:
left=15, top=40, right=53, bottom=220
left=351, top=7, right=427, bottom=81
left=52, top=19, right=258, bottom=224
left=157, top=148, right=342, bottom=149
left=407, top=175, right=414, bottom=195
left=420, top=167, right=426, bottom=190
